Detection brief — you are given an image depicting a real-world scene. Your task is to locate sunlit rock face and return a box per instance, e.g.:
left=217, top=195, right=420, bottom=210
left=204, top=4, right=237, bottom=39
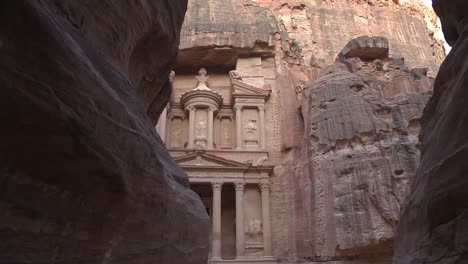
left=0, top=1, right=209, bottom=263
left=158, top=0, right=442, bottom=262
left=294, top=36, right=433, bottom=262
left=395, top=0, right=468, bottom=263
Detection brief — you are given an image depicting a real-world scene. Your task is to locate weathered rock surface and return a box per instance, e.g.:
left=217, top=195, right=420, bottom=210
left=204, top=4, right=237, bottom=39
left=291, top=36, right=433, bottom=262
left=394, top=0, right=468, bottom=263
left=175, top=0, right=444, bottom=262
left=0, top=1, right=209, bottom=263
left=264, top=0, right=445, bottom=77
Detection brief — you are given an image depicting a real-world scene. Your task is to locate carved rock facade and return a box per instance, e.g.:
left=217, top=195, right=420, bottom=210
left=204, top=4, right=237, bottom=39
left=168, top=0, right=443, bottom=263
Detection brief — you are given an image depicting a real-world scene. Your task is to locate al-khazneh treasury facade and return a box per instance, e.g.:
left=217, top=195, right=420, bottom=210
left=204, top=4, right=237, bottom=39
left=156, top=59, right=280, bottom=263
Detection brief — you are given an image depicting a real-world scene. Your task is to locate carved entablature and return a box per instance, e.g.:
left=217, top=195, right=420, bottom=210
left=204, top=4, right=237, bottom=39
left=173, top=151, right=274, bottom=183
left=230, top=73, right=271, bottom=106
left=180, top=90, right=223, bottom=111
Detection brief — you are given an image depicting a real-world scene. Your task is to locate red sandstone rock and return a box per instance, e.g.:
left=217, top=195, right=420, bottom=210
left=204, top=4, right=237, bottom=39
left=0, top=1, right=209, bottom=263
left=296, top=36, right=433, bottom=261
left=394, top=0, right=468, bottom=263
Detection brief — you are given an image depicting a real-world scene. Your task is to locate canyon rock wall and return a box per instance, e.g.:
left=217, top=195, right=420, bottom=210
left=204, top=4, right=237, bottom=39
left=291, top=36, right=433, bottom=262
left=0, top=1, right=209, bottom=264
left=176, top=0, right=442, bottom=263
left=394, top=0, right=468, bottom=263
left=262, top=0, right=445, bottom=77
left=181, top=0, right=444, bottom=77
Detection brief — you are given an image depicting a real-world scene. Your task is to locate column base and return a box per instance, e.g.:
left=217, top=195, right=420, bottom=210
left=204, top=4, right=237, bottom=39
left=210, top=257, right=277, bottom=264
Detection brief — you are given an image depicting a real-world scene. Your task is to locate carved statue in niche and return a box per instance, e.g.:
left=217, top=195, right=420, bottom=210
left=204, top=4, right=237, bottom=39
left=247, top=219, right=262, bottom=244
left=193, top=68, right=211, bottom=91
left=223, top=127, right=231, bottom=144
left=245, top=120, right=258, bottom=139
left=171, top=119, right=183, bottom=148
left=196, top=119, right=207, bottom=139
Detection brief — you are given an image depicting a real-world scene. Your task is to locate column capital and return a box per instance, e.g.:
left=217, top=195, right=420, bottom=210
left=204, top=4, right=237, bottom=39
left=186, top=105, right=196, bottom=111
left=212, top=182, right=223, bottom=191
left=258, top=105, right=265, bottom=111
left=208, top=106, right=217, bottom=112
left=234, top=182, right=245, bottom=191
left=259, top=182, right=270, bottom=191
left=234, top=104, right=243, bottom=111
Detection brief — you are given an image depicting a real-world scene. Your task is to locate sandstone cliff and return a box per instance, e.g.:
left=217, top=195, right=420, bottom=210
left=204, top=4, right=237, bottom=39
left=285, top=36, right=433, bottom=262
left=177, top=0, right=442, bottom=263
left=395, top=0, right=468, bottom=262
left=180, top=0, right=444, bottom=77
left=0, top=1, right=209, bottom=263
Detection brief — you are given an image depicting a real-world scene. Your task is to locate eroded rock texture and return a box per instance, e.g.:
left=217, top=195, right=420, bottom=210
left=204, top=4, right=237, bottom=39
left=259, top=0, right=445, bottom=77
left=0, top=1, right=209, bottom=263
left=394, top=0, right=468, bottom=263
left=295, top=36, right=433, bottom=262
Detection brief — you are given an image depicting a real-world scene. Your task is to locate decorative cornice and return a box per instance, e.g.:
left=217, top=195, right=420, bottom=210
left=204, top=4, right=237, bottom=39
left=180, top=90, right=223, bottom=111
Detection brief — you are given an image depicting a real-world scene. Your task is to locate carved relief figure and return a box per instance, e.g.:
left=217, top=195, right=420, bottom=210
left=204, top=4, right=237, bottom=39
left=196, top=120, right=207, bottom=139
left=171, top=119, right=183, bottom=147
left=223, top=127, right=231, bottom=144
left=193, top=68, right=211, bottom=91
left=247, top=219, right=263, bottom=244
left=245, top=120, right=258, bottom=139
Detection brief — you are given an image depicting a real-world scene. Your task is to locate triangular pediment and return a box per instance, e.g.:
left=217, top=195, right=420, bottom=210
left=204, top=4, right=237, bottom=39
left=174, top=151, right=249, bottom=168
left=231, top=79, right=271, bottom=98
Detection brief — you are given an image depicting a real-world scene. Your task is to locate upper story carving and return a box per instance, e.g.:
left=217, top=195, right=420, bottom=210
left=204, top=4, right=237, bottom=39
left=156, top=60, right=271, bottom=154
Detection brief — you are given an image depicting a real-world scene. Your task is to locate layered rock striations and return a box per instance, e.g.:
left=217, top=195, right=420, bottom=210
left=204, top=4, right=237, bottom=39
left=0, top=1, right=209, bottom=263
left=395, top=0, right=468, bottom=263
left=180, top=0, right=444, bottom=76
left=174, top=0, right=442, bottom=263
left=261, top=0, right=445, bottom=77
left=293, top=36, right=433, bottom=262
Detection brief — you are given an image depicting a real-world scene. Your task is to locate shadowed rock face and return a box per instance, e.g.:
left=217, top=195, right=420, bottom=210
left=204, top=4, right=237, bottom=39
left=297, top=36, right=433, bottom=261
left=0, top=1, right=209, bottom=263
left=394, top=1, right=468, bottom=263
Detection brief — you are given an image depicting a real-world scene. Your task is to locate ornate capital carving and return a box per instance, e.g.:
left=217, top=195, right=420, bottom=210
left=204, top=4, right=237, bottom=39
left=258, top=105, right=265, bottom=111
left=259, top=183, right=270, bottom=191
left=212, top=182, right=223, bottom=191
left=234, top=182, right=245, bottom=191
left=208, top=106, right=217, bottom=112
left=233, top=104, right=243, bottom=111
left=186, top=105, right=196, bottom=111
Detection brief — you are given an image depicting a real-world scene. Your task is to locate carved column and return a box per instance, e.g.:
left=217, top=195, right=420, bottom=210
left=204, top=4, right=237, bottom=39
left=234, top=104, right=243, bottom=150
left=208, top=106, right=215, bottom=149
left=187, top=106, right=195, bottom=149
left=235, top=182, right=245, bottom=258
left=260, top=182, right=272, bottom=256
left=212, top=182, right=223, bottom=260
left=155, top=105, right=168, bottom=141
left=258, top=105, right=266, bottom=150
